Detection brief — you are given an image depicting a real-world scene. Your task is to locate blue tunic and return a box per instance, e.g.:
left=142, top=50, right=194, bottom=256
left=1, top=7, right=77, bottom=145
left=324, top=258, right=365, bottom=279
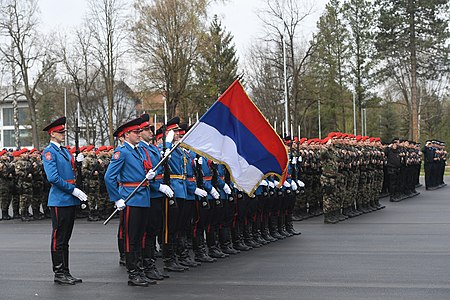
left=105, top=142, right=150, bottom=207
left=42, top=142, right=80, bottom=207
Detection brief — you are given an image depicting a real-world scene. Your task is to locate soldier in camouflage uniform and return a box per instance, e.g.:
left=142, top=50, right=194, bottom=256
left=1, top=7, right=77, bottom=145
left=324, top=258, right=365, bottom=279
left=319, top=135, right=340, bottom=224
left=97, top=146, right=112, bottom=219
left=10, top=151, right=20, bottom=219
left=15, top=149, right=34, bottom=221
left=0, top=149, right=14, bottom=220
left=30, top=149, right=46, bottom=220
left=82, top=145, right=100, bottom=221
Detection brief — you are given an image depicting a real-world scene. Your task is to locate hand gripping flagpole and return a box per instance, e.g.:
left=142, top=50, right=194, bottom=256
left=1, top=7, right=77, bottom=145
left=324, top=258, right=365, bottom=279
left=103, top=120, right=201, bottom=225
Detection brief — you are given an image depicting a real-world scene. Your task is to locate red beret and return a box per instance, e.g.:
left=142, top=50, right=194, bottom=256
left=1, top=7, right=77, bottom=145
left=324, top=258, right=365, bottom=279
left=0, top=150, right=7, bottom=156
left=12, top=151, right=21, bottom=157
left=300, top=138, right=308, bottom=144
left=86, top=145, right=95, bottom=152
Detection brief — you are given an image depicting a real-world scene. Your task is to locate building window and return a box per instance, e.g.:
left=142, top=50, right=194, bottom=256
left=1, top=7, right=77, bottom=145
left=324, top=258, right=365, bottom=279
left=3, top=129, right=32, bottom=148
left=3, top=107, right=30, bottom=126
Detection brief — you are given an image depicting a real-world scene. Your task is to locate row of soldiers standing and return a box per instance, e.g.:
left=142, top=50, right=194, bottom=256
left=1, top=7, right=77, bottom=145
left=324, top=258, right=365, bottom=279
left=423, top=140, right=447, bottom=190
left=0, top=148, right=50, bottom=221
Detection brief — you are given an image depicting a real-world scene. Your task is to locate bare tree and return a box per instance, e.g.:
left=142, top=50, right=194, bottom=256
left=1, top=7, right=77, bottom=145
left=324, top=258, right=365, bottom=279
left=131, top=0, right=209, bottom=119
left=87, top=0, right=128, bottom=145
left=59, top=26, right=102, bottom=145
left=0, top=0, right=58, bottom=148
left=256, top=0, right=316, bottom=136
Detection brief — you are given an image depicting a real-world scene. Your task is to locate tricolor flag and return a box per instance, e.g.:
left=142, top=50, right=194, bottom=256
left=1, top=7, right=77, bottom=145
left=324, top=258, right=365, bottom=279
left=181, top=80, right=288, bottom=195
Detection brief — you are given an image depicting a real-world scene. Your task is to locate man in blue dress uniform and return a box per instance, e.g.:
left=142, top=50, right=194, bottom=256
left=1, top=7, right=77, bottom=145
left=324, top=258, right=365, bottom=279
left=42, top=116, right=88, bottom=285
left=138, top=114, right=173, bottom=280
left=104, top=117, right=156, bottom=287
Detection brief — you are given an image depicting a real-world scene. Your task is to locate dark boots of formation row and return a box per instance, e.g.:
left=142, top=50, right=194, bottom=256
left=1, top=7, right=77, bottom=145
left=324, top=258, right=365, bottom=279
left=115, top=190, right=300, bottom=287
left=385, top=138, right=423, bottom=202
left=423, top=140, right=447, bottom=191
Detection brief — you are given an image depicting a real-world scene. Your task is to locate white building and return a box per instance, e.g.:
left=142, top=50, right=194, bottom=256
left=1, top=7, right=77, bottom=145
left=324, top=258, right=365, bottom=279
left=0, top=88, right=32, bottom=149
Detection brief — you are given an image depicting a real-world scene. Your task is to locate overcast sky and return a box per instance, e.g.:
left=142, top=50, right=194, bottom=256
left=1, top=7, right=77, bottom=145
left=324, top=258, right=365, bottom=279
left=39, top=0, right=329, bottom=60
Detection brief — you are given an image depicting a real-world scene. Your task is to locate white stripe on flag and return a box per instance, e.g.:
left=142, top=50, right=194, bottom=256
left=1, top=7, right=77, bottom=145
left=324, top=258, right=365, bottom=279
left=182, top=122, right=264, bottom=193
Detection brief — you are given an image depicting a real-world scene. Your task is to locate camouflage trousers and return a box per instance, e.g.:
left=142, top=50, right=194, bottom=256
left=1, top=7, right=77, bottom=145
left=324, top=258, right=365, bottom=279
left=320, top=175, right=339, bottom=213
left=0, top=179, right=10, bottom=211
left=86, top=180, right=99, bottom=211
left=32, top=182, right=44, bottom=212
left=19, top=180, right=33, bottom=213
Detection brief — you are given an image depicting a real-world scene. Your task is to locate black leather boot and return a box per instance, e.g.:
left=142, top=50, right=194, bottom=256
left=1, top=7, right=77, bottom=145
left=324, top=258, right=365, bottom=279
left=219, top=227, right=240, bottom=255
left=52, top=251, right=75, bottom=285
left=285, top=213, right=301, bottom=236
left=231, top=223, right=251, bottom=251
left=177, top=235, right=200, bottom=267
left=324, top=212, right=338, bottom=224
left=193, top=234, right=216, bottom=263
left=269, top=215, right=284, bottom=240
left=20, top=208, right=32, bottom=222
left=163, top=247, right=185, bottom=272
left=128, top=270, right=149, bottom=287
left=1, top=210, right=11, bottom=220
left=63, top=250, right=82, bottom=283
left=126, top=252, right=149, bottom=287
left=277, top=215, right=292, bottom=237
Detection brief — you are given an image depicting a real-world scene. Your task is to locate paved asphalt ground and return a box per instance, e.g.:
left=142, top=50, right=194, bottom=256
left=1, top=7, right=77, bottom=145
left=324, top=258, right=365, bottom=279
left=1, top=178, right=449, bottom=300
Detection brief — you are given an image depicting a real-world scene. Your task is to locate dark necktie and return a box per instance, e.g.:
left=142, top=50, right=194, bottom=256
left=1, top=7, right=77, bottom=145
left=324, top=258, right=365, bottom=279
left=134, top=147, right=142, bottom=160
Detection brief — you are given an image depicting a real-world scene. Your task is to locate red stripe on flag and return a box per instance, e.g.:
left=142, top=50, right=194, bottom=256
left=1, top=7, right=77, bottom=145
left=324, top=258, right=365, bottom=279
left=218, top=80, right=287, bottom=172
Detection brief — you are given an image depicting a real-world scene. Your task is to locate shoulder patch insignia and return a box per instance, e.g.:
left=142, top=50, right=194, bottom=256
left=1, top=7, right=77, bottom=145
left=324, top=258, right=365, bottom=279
left=114, top=151, right=120, bottom=160
left=45, top=152, right=52, bottom=161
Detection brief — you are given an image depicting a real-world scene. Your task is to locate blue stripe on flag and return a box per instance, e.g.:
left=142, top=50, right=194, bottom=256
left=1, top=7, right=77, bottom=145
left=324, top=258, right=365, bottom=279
left=201, top=101, right=282, bottom=174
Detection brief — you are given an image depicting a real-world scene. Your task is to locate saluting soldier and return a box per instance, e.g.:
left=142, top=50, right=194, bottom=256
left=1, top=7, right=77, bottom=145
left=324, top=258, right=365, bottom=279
left=42, top=116, right=88, bottom=285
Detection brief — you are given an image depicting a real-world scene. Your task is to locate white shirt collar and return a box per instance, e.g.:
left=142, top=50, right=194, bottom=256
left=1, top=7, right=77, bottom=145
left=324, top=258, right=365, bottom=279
left=51, top=141, right=61, bottom=149
left=125, top=140, right=136, bottom=149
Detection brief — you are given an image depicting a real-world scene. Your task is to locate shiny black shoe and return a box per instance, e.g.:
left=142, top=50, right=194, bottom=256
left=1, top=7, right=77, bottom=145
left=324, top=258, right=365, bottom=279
left=64, top=271, right=82, bottom=283
left=54, top=273, right=76, bottom=285
left=221, top=244, right=240, bottom=255
left=233, top=241, right=251, bottom=251
left=128, top=274, right=149, bottom=287
left=119, top=254, right=126, bottom=266
left=163, top=259, right=185, bottom=272
left=194, top=252, right=217, bottom=263
left=208, top=246, right=228, bottom=258
left=145, top=267, right=164, bottom=280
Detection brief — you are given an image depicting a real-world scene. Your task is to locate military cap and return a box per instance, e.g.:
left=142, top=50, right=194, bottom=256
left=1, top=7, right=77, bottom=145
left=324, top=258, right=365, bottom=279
left=29, top=148, right=38, bottom=154
left=107, top=146, right=114, bottom=151
left=96, top=145, right=108, bottom=154
left=139, top=113, right=151, bottom=129
left=43, top=116, right=66, bottom=134
left=321, top=137, right=331, bottom=144
left=179, top=123, right=188, bottom=135
left=85, top=145, right=95, bottom=152
left=114, top=117, right=143, bottom=138
left=155, top=127, right=163, bottom=140
left=12, top=151, right=21, bottom=157
left=0, top=149, right=7, bottom=156
left=165, top=116, right=181, bottom=131
left=300, top=138, right=308, bottom=145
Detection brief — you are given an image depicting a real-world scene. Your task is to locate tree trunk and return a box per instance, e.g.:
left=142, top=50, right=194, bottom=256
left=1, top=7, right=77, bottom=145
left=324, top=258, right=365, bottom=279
left=409, top=0, right=419, bottom=141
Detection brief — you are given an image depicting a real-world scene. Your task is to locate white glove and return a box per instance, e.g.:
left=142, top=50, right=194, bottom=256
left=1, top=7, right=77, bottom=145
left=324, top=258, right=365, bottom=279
left=72, top=188, right=87, bottom=202
left=297, top=180, right=305, bottom=188
left=146, top=169, right=156, bottom=180
left=197, top=157, right=203, bottom=165
left=291, top=157, right=297, bottom=164
left=298, top=156, right=303, bottom=162
left=283, top=181, right=291, bottom=188
left=223, top=183, right=232, bottom=195
left=268, top=181, right=275, bottom=189
left=166, top=130, right=175, bottom=143
left=291, top=180, right=298, bottom=191
left=209, top=187, right=220, bottom=199
left=76, top=153, right=85, bottom=162
left=160, top=148, right=171, bottom=158
left=259, top=180, right=268, bottom=187
left=158, top=184, right=174, bottom=198
left=194, top=188, right=207, bottom=197
left=115, top=199, right=126, bottom=211
left=274, top=180, right=280, bottom=187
